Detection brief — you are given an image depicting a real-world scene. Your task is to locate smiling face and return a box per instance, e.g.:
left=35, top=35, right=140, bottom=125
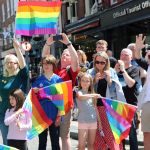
left=61, top=49, right=71, bottom=68
left=4, top=55, right=19, bottom=76
left=120, top=48, right=132, bottom=64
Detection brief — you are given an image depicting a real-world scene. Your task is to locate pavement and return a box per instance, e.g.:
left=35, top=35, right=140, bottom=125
left=0, top=121, right=144, bottom=149
left=70, top=120, right=144, bottom=146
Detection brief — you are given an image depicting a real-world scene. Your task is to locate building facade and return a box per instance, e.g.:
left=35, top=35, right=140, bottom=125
left=0, top=0, right=18, bottom=73
left=61, top=0, right=150, bottom=60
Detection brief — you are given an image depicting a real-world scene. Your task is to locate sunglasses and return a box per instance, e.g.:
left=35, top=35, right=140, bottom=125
left=95, top=61, right=106, bottom=65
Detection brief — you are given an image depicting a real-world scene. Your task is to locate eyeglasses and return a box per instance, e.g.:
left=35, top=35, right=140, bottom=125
left=6, top=62, right=17, bottom=65
left=95, top=61, right=106, bottom=65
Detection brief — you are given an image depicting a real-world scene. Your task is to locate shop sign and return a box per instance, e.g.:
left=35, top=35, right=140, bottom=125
left=113, top=0, right=150, bottom=19
left=74, top=35, right=87, bottom=41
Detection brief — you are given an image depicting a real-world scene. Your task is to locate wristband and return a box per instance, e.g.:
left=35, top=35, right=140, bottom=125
left=66, top=42, right=72, bottom=47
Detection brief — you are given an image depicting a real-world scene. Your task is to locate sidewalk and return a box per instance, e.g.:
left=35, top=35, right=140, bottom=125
left=70, top=121, right=144, bottom=146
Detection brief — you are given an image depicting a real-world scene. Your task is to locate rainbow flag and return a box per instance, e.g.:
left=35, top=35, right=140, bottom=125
left=23, top=89, right=53, bottom=140
left=15, top=1, right=62, bottom=36
left=102, top=98, right=137, bottom=144
left=22, top=81, right=73, bottom=139
left=38, top=80, right=73, bottom=114
left=0, top=144, right=19, bottom=150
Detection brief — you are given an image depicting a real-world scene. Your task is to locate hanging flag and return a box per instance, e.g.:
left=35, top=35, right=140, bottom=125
left=22, top=81, right=73, bottom=139
left=15, top=1, right=62, bottom=36
left=38, top=80, right=73, bottom=115
left=102, top=98, right=137, bottom=144
left=0, top=144, right=19, bottom=150
left=23, top=89, right=54, bottom=140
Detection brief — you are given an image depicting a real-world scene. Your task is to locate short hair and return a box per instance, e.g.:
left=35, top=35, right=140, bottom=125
left=41, top=55, right=56, bottom=70
left=9, top=88, right=25, bottom=112
left=121, top=48, right=133, bottom=56
left=3, top=54, right=19, bottom=77
left=127, top=43, right=135, bottom=51
left=96, top=40, right=108, bottom=47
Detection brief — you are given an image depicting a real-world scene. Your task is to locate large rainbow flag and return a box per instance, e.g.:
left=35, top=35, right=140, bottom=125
left=0, top=144, right=19, bottom=150
left=23, top=81, right=73, bottom=139
left=15, top=1, right=62, bottom=36
left=102, top=98, right=137, bottom=144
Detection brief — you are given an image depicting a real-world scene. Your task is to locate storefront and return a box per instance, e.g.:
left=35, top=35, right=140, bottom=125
left=65, top=0, right=150, bottom=59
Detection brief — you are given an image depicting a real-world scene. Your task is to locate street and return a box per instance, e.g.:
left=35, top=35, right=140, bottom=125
left=0, top=121, right=144, bottom=150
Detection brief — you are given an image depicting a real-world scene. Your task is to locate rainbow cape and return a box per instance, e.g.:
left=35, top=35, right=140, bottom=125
left=0, top=144, right=19, bottom=150
left=15, top=1, right=62, bottom=36
left=22, top=81, right=73, bottom=139
left=102, top=98, right=137, bottom=144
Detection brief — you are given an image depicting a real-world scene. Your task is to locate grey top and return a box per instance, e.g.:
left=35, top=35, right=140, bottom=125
left=77, top=90, right=97, bottom=123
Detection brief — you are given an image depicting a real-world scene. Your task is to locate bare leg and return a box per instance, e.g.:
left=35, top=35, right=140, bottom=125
left=87, top=129, right=96, bottom=150
left=78, top=129, right=88, bottom=150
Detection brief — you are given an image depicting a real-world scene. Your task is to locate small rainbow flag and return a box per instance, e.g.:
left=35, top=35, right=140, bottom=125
left=0, top=144, right=19, bottom=150
left=102, top=98, right=137, bottom=144
left=15, top=1, right=62, bottom=36
left=38, top=80, right=73, bottom=114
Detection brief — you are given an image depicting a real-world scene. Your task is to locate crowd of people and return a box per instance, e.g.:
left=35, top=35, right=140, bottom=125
left=0, top=33, right=150, bottom=150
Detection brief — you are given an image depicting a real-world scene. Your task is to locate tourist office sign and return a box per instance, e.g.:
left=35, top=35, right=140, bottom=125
left=100, top=0, right=150, bottom=30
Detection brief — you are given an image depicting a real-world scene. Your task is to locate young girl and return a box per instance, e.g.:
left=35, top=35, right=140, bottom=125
left=4, top=89, right=32, bottom=150
left=76, top=72, right=101, bottom=150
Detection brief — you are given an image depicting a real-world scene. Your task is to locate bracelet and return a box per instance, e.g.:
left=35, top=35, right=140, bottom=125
left=45, top=42, right=51, bottom=46
left=66, top=41, right=72, bottom=47
left=119, top=71, right=125, bottom=74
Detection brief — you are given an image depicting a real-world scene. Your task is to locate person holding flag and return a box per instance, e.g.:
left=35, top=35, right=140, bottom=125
left=42, top=33, right=79, bottom=150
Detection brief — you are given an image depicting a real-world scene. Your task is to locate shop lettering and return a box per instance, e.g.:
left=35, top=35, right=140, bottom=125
left=113, top=0, right=150, bottom=19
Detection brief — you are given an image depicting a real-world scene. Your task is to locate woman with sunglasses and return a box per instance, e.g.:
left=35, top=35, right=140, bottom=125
left=0, top=39, right=29, bottom=145
left=87, top=51, right=125, bottom=150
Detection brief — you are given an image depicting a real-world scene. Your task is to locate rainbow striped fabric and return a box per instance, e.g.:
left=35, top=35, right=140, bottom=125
left=38, top=80, right=73, bottom=114
left=23, top=81, right=73, bottom=139
left=102, top=98, right=137, bottom=144
left=0, top=144, right=19, bottom=150
left=15, top=1, right=62, bottom=36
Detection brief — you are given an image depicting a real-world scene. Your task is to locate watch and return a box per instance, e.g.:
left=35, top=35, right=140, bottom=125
left=66, top=42, right=72, bottom=47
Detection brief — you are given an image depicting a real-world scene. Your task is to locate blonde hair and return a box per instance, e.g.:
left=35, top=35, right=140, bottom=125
left=78, top=72, right=94, bottom=94
left=96, top=40, right=108, bottom=47
left=3, top=54, right=19, bottom=77
left=77, top=50, right=87, bottom=64
left=94, top=52, right=110, bottom=72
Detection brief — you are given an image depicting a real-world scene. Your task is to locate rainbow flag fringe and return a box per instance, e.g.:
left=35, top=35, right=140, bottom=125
left=102, top=98, right=137, bottom=144
left=15, top=1, right=62, bottom=36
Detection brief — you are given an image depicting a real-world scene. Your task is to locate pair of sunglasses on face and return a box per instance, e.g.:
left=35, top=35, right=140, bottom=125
left=95, top=61, right=106, bottom=65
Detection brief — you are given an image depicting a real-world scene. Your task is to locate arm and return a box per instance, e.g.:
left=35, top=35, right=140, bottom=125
left=77, top=91, right=100, bottom=100
left=42, top=35, right=54, bottom=57
left=13, top=39, right=26, bottom=69
left=4, top=109, right=22, bottom=126
left=61, top=33, right=79, bottom=72
left=117, top=60, right=136, bottom=88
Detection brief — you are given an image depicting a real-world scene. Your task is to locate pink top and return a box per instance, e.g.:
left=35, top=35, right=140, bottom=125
left=4, top=108, right=32, bottom=140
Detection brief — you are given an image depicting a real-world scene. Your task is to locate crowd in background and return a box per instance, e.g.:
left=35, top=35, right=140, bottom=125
left=0, top=33, right=150, bottom=150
